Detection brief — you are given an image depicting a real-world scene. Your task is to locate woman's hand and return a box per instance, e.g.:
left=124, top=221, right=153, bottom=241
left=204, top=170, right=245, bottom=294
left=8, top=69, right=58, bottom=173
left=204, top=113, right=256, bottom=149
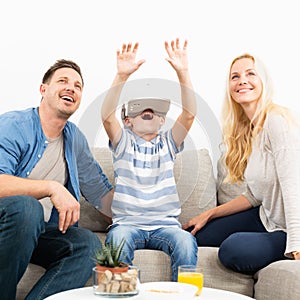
left=293, top=251, right=300, bottom=260
left=182, top=210, right=211, bottom=236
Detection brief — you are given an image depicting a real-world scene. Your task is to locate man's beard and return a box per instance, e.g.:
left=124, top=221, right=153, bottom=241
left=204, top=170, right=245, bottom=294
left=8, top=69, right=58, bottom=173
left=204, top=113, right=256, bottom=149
left=57, top=108, right=73, bottom=120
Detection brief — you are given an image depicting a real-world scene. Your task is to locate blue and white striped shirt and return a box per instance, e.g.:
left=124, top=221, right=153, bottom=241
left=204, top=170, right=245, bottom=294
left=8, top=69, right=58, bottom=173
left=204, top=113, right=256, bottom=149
left=110, top=129, right=183, bottom=230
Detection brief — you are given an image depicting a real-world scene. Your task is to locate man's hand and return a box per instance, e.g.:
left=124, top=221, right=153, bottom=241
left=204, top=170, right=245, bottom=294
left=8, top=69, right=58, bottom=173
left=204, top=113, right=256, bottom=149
left=48, top=181, right=80, bottom=233
left=0, top=174, right=80, bottom=233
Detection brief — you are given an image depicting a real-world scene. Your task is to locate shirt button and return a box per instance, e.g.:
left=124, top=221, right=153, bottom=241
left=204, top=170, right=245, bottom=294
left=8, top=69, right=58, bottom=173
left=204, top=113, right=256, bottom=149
left=38, top=154, right=41, bottom=158
left=26, top=171, right=30, bottom=176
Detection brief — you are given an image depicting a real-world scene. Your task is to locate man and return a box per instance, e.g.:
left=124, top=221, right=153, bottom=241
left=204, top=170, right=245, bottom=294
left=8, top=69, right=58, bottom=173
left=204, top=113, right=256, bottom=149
left=0, top=59, right=113, bottom=300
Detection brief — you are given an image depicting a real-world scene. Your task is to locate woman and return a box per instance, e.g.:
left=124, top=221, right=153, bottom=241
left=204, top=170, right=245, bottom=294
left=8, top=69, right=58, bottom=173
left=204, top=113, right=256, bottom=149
left=183, top=53, right=300, bottom=274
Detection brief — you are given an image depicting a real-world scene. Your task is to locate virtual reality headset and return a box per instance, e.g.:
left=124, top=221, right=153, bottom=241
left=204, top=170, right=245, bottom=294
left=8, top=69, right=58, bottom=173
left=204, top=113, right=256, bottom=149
left=121, top=97, right=171, bottom=121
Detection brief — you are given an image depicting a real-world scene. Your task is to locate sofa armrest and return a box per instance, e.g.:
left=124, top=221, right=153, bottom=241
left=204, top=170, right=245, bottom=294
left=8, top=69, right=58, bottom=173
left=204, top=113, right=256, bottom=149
left=254, top=260, right=300, bottom=300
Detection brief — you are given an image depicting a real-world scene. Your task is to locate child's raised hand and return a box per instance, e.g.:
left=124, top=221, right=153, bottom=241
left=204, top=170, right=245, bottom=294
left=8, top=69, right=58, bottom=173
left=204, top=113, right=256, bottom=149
left=116, top=42, right=145, bottom=76
left=165, top=38, right=189, bottom=72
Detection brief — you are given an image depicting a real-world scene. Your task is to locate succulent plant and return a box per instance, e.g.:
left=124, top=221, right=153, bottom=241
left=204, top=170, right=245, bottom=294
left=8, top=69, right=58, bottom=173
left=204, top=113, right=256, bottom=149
left=95, top=237, right=127, bottom=268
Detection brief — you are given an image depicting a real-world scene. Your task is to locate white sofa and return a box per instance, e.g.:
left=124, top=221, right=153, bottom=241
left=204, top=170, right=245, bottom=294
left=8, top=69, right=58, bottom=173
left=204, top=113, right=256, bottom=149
left=17, top=148, right=300, bottom=300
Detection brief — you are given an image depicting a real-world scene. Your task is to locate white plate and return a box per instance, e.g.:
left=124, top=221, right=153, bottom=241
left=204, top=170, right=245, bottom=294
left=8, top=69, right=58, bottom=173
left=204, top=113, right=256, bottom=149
left=44, top=287, right=142, bottom=299
left=202, top=287, right=254, bottom=299
left=93, top=289, right=139, bottom=298
left=139, top=281, right=198, bottom=299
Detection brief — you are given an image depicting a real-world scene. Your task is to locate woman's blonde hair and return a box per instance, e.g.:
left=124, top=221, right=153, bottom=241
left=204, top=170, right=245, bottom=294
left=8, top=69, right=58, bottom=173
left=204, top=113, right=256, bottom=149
left=221, top=53, right=285, bottom=183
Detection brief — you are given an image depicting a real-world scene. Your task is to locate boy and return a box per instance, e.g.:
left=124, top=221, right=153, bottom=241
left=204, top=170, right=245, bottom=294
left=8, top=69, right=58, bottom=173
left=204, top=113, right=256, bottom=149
left=101, top=39, right=197, bottom=281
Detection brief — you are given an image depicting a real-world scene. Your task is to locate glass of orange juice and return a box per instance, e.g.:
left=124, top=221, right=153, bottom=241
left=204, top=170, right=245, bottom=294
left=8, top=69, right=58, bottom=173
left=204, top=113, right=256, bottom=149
left=178, top=265, right=204, bottom=296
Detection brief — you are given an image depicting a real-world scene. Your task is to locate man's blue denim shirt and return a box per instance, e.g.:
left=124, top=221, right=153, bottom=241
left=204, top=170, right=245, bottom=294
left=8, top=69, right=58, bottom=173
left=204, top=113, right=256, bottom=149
left=0, top=107, right=113, bottom=223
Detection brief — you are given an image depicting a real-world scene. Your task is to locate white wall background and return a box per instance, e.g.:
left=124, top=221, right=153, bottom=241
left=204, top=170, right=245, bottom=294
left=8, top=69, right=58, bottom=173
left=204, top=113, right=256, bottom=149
left=1, top=0, right=300, bottom=168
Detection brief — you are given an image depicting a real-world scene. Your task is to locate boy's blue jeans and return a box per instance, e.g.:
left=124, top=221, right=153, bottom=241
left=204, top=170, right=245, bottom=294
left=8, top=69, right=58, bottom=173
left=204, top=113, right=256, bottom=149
left=106, top=224, right=198, bottom=281
left=0, top=196, right=101, bottom=300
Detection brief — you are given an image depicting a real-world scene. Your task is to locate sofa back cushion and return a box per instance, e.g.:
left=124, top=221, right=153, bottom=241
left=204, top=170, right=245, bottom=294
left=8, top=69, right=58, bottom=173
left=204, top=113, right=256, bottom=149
left=79, top=147, right=217, bottom=231
left=216, top=158, right=247, bottom=205
left=174, top=148, right=216, bottom=224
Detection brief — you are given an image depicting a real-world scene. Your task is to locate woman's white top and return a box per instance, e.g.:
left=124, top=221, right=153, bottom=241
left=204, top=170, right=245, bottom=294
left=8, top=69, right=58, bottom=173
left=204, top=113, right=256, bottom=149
left=244, top=112, right=300, bottom=258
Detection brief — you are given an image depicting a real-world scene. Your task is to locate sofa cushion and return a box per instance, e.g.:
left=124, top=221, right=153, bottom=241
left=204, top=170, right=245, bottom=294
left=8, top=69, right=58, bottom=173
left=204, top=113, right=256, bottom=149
left=216, top=157, right=246, bottom=204
left=79, top=197, right=111, bottom=232
left=199, top=247, right=254, bottom=297
left=79, top=148, right=114, bottom=232
left=176, top=149, right=217, bottom=224
left=134, top=246, right=254, bottom=297
left=16, top=264, right=45, bottom=300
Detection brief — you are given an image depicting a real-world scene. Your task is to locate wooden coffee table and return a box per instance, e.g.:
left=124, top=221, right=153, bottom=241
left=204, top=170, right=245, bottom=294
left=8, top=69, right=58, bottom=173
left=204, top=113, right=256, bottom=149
left=44, top=286, right=254, bottom=299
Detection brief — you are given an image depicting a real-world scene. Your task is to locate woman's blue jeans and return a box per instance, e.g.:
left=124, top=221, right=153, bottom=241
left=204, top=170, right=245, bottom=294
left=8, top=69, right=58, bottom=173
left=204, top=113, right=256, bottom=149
left=106, top=225, right=198, bottom=281
left=187, top=206, right=288, bottom=274
left=0, top=196, right=101, bottom=300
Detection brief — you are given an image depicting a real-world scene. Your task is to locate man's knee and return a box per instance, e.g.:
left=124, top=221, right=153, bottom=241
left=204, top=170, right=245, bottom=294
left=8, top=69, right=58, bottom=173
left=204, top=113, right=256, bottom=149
left=67, top=227, right=101, bottom=254
left=1, top=195, right=44, bottom=229
left=82, top=228, right=101, bottom=250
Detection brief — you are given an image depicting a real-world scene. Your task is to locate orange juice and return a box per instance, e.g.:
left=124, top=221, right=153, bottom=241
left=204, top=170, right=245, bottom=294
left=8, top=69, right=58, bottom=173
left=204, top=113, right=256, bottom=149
left=178, top=271, right=203, bottom=296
